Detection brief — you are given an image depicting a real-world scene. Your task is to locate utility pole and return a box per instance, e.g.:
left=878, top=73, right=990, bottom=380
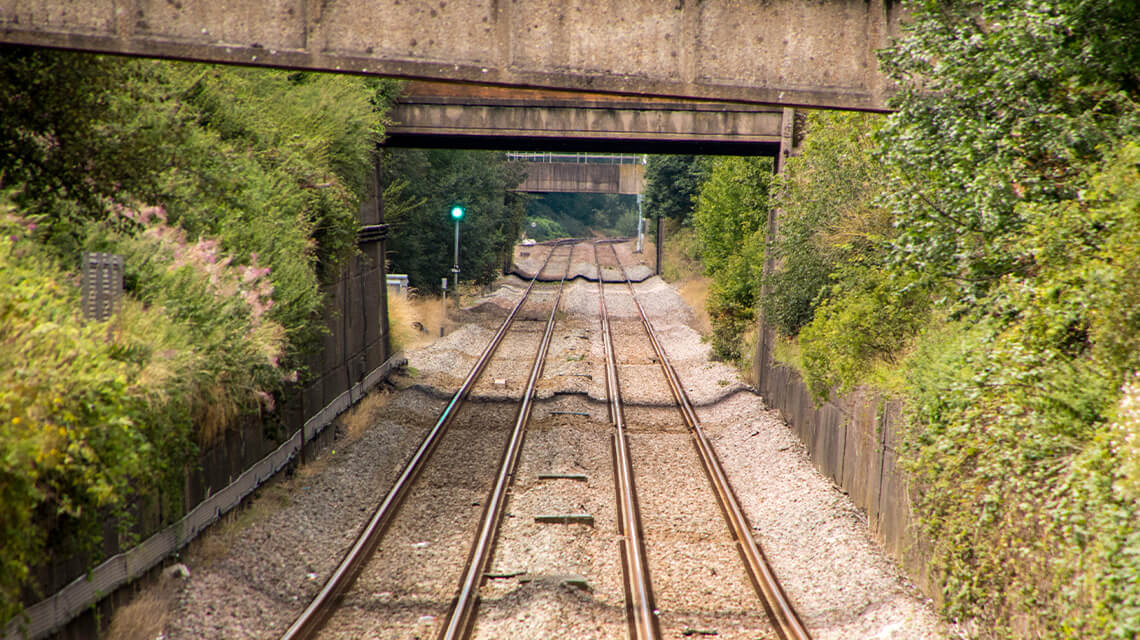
left=655, top=215, right=663, bottom=276
left=440, top=277, right=448, bottom=336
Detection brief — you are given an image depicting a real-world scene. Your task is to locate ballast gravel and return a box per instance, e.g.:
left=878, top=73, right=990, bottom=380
left=158, top=240, right=948, bottom=640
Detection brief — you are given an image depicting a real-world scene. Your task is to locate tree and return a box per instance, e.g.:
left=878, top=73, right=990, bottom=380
left=877, top=0, right=1140, bottom=300
left=524, top=192, right=638, bottom=239
left=764, top=111, right=891, bottom=337
left=382, top=149, right=526, bottom=292
left=691, top=156, right=772, bottom=361
left=642, top=155, right=708, bottom=225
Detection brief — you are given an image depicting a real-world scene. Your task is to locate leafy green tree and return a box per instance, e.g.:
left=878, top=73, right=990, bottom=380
left=741, top=3, right=1140, bottom=634
left=382, top=149, right=526, bottom=292
left=764, top=111, right=891, bottom=337
left=643, top=155, right=709, bottom=225
left=877, top=0, right=1140, bottom=300
left=859, top=2, right=1140, bottom=634
left=691, top=156, right=772, bottom=361
left=524, top=192, right=638, bottom=239
left=523, top=216, right=568, bottom=242
left=0, top=49, right=174, bottom=252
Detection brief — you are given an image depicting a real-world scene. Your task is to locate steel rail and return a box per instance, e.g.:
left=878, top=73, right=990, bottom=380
left=595, top=242, right=662, bottom=640
left=438, top=241, right=575, bottom=640
left=279, top=243, right=565, bottom=640
left=607, top=244, right=812, bottom=640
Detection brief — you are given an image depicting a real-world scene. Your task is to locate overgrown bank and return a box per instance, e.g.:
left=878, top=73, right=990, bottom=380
left=650, top=2, right=1140, bottom=637
left=0, top=50, right=395, bottom=624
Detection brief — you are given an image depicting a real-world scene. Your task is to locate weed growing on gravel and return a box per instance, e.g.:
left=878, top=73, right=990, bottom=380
left=339, top=390, right=391, bottom=442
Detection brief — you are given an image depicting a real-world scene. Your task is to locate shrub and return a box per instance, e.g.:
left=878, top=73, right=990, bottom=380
left=0, top=52, right=389, bottom=623
left=0, top=206, right=195, bottom=622
left=798, top=267, right=930, bottom=401
left=763, top=111, right=889, bottom=337
left=898, top=143, right=1140, bottom=636
left=691, top=157, right=771, bottom=363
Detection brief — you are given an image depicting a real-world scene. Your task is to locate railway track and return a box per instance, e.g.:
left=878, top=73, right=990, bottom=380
left=280, top=238, right=808, bottom=640
left=280, top=241, right=575, bottom=640
left=595, top=242, right=660, bottom=640
left=597, top=241, right=810, bottom=640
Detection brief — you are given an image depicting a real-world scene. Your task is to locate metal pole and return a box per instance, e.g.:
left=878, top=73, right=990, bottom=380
left=635, top=193, right=644, bottom=253
left=452, top=218, right=461, bottom=310
left=440, top=277, right=448, bottom=337
left=655, top=215, right=663, bottom=276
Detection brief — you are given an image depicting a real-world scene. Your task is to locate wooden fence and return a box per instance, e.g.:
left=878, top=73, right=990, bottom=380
left=755, top=329, right=935, bottom=599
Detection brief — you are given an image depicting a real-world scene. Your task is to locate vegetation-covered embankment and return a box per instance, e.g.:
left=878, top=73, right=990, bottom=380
left=0, top=50, right=393, bottom=622
left=652, top=2, right=1140, bottom=636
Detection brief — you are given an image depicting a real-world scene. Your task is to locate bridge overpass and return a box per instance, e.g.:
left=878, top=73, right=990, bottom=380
left=509, top=153, right=646, bottom=195
left=0, top=0, right=901, bottom=112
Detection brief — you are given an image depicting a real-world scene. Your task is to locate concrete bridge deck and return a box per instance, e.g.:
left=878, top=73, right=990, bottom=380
left=0, top=0, right=901, bottom=111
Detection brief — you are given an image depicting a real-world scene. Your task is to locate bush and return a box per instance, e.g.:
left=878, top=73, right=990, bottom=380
left=706, top=245, right=763, bottom=362
left=896, top=142, right=1140, bottom=636
left=85, top=207, right=290, bottom=442
left=0, top=206, right=196, bottom=623
left=798, top=267, right=930, bottom=401
left=690, top=157, right=771, bottom=363
left=0, top=52, right=389, bottom=622
left=763, top=111, right=889, bottom=337
left=524, top=216, right=568, bottom=242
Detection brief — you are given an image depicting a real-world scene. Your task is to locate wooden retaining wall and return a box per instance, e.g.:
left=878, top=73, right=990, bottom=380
left=755, top=330, right=934, bottom=598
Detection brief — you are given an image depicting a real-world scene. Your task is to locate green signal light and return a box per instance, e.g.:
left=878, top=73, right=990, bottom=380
left=450, top=205, right=465, bottom=220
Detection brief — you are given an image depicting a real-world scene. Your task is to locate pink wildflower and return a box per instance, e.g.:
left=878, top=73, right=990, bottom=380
left=254, top=390, right=275, bottom=412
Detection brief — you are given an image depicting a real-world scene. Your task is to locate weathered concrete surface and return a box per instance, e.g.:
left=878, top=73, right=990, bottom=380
left=512, top=162, right=644, bottom=194
left=0, top=0, right=901, bottom=111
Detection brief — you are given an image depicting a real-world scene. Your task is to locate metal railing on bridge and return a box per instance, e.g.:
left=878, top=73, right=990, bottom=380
left=507, top=152, right=645, bottom=165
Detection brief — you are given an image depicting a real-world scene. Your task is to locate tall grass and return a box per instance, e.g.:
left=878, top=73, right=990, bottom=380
left=388, top=289, right=447, bottom=353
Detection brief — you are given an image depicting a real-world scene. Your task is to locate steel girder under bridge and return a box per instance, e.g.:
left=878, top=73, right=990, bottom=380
left=384, top=82, right=790, bottom=155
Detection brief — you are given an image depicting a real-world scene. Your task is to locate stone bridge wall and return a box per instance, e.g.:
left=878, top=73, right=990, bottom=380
left=0, top=0, right=902, bottom=111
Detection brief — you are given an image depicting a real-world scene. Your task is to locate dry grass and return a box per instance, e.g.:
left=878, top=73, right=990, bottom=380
left=337, top=389, right=392, bottom=443
left=738, top=323, right=759, bottom=386
left=195, top=382, right=239, bottom=448
left=106, top=587, right=172, bottom=640
left=388, top=289, right=447, bottom=352
left=676, top=276, right=713, bottom=338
